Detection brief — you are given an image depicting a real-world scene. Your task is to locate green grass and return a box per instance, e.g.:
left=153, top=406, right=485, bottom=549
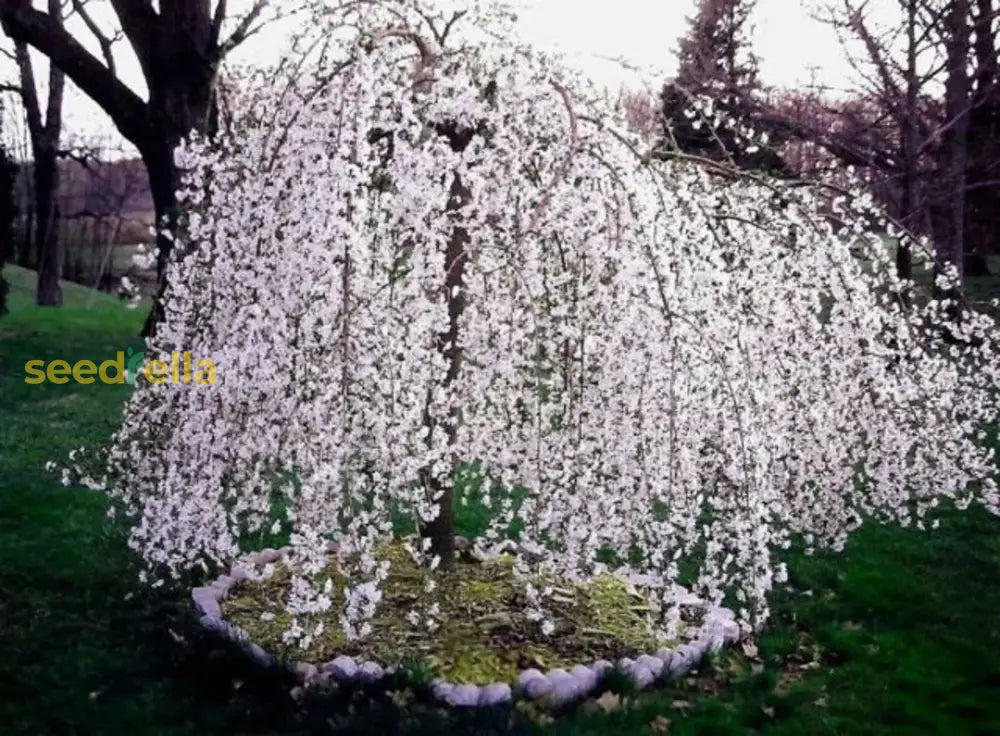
left=2, top=265, right=1000, bottom=734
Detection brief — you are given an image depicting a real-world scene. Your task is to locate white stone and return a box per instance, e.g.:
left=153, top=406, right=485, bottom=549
left=676, top=643, right=696, bottom=661
left=431, top=679, right=453, bottom=700
left=447, top=684, right=481, bottom=707
left=478, top=682, right=512, bottom=706
left=718, top=620, right=740, bottom=642
left=358, top=661, right=384, bottom=683
left=591, top=659, right=613, bottom=676
left=517, top=540, right=544, bottom=559
left=490, top=539, right=518, bottom=556
left=516, top=668, right=545, bottom=690
left=667, top=655, right=692, bottom=677
left=244, top=642, right=274, bottom=667
left=327, top=655, right=358, bottom=681
left=654, top=648, right=675, bottom=664
left=523, top=676, right=554, bottom=700
left=192, top=588, right=222, bottom=618
left=616, top=657, right=635, bottom=671
left=629, top=662, right=656, bottom=689
left=549, top=674, right=581, bottom=705
left=687, top=639, right=708, bottom=662
left=570, top=664, right=597, bottom=693
left=229, top=566, right=251, bottom=582
left=191, top=585, right=218, bottom=601
left=198, top=614, right=226, bottom=632
left=700, top=632, right=724, bottom=652
left=547, top=669, right=576, bottom=695
left=709, top=606, right=736, bottom=621
left=294, top=662, right=318, bottom=683
left=636, top=654, right=664, bottom=678
left=210, top=577, right=232, bottom=599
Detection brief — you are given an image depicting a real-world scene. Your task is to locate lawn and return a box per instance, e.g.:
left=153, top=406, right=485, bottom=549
left=2, top=263, right=1000, bottom=734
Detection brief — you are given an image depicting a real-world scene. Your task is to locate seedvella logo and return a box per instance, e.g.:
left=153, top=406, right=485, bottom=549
left=24, top=348, right=217, bottom=385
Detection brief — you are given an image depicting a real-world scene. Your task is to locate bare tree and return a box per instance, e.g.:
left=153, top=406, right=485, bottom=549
left=0, top=0, right=285, bottom=331
left=11, top=0, right=64, bottom=305
left=761, top=0, right=998, bottom=297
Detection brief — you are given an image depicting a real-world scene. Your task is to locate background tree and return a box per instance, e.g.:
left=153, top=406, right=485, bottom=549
left=0, top=0, right=286, bottom=333
left=9, top=0, right=64, bottom=305
left=659, top=0, right=786, bottom=172
left=0, top=100, right=15, bottom=316
left=760, top=0, right=999, bottom=295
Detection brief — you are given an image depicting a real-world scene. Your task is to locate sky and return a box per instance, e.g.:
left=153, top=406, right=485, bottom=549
left=512, top=0, right=868, bottom=94
left=1, top=0, right=901, bottom=154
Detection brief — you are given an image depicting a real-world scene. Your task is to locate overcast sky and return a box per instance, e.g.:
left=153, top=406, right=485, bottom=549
left=2, top=0, right=901, bottom=154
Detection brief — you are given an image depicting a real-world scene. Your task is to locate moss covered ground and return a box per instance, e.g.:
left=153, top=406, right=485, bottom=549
left=224, top=542, right=678, bottom=684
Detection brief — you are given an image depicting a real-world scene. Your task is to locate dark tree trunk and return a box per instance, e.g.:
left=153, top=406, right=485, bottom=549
left=11, top=3, right=65, bottom=307
left=33, top=147, right=60, bottom=305
left=963, top=0, right=999, bottom=273
left=420, top=127, right=475, bottom=570
left=896, top=0, right=919, bottom=303
left=139, top=139, right=184, bottom=337
left=935, top=0, right=971, bottom=301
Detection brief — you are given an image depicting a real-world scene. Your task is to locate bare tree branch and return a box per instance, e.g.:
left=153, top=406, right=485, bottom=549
left=71, top=0, right=119, bottom=77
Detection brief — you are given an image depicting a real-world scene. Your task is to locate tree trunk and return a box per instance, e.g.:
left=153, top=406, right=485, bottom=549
left=935, top=0, right=971, bottom=301
left=962, top=0, right=999, bottom=274
left=420, top=142, right=473, bottom=569
left=12, top=3, right=65, bottom=307
left=896, top=0, right=919, bottom=304
left=139, top=139, right=182, bottom=336
left=33, top=148, right=60, bottom=306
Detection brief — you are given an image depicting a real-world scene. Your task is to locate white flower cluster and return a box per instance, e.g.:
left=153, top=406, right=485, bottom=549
left=80, top=0, right=999, bottom=642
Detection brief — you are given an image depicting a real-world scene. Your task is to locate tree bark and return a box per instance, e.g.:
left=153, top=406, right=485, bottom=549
left=33, top=149, right=60, bottom=304
left=420, top=128, right=474, bottom=570
left=896, top=0, right=919, bottom=302
left=935, top=0, right=971, bottom=299
left=12, top=3, right=65, bottom=307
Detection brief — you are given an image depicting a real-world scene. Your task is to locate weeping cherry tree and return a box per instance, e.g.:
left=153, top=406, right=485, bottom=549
left=65, top=0, right=1000, bottom=647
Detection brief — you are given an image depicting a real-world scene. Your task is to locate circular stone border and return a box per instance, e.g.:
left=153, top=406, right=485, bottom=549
left=190, top=538, right=743, bottom=708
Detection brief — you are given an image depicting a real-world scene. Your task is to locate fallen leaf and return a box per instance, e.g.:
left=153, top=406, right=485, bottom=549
left=595, top=691, right=621, bottom=713
left=762, top=705, right=775, bottom=718
left=650, top=715, right=672, bottom=733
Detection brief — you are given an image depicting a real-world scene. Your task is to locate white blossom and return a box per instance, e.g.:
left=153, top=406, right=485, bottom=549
left=59, top=0, right=1000, bottom=642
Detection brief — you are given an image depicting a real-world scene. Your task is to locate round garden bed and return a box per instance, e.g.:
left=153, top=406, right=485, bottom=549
left=192, top=538, right=741, bottom=708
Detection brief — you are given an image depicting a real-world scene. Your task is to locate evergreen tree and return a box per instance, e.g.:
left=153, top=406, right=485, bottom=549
left=659, top=0, right=786, bottom=173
